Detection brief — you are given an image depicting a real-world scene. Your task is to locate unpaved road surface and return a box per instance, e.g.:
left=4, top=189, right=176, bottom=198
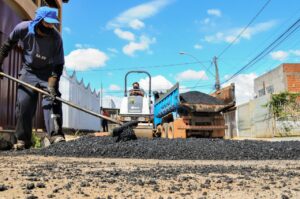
left=0, top=156, right=299, bottom=199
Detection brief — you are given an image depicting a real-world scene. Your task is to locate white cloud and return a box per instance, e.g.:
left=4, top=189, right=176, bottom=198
left=75, top=43, right=91, bottom=49
left=176, top=69, right=208, bottom=81
left=204, top=20, right=277, bottom=43
left=75, top=44, right=82, bottom=48
left=114, top=28, right=135, bottom=41
left=179, top=85, right=190, bottom=93
left=65, top=48, right=109, bottom=71
left=290, top=50, right=300, bottom=56
left=223, top=73, right=257, bottom=105
left=107, top=48, right=118, bottom=54
left=270, top=50, right=289, bottom=61
left=129, top=19, right=145, bottom=30
left=269, top=49, right=300, bottom=61
left=107, top=0, right=172, bottom=29
left=109, top=84, right=121, bottom=91
left=123, top=35, right=156, bottom=56
left=63, top=27, right=71, bottom=34
left=194, top=44, right=203, bottom=50
left=202, top=18, right=211, bottom=24
left=139, top=75, right=173, bottom=92
left=207, top=9, right=222, bottom=17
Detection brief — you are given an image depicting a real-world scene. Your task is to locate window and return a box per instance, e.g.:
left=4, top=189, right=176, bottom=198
left=258, top=89, right=265, bottom=97
left=266, top=85, right=274, bottom=94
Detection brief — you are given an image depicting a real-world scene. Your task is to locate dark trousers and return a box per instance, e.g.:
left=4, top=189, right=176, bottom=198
left=15, top=70, right=63, bottom=145
left=102, top=120, right=108, bottom=132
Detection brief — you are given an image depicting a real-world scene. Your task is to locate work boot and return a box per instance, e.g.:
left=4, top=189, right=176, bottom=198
left=13, top=140, right=26, bottom=150
left=50, top=135, right=66, bottom=144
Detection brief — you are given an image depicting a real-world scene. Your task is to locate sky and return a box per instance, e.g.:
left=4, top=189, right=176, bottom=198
left=61, top=0, right=300, bottom=107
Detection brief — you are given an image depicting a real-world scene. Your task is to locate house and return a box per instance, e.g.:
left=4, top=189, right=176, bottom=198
left=254, top=63, right=300, bottom=97
left=236, top=63, right=300, bottom=138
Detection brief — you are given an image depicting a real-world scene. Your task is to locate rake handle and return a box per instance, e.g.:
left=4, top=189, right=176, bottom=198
left=0, top=72, right=122, bottom=125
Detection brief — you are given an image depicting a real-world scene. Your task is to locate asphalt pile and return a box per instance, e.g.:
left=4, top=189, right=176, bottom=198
left=180, top=91, right=225, bottom=105
left=25, top=137, right=300, bottom=160
left=112, top=121, right=138, bottom=142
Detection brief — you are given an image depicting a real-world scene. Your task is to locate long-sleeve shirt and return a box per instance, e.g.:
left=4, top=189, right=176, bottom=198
left=1, top=21, right=64, bottom=77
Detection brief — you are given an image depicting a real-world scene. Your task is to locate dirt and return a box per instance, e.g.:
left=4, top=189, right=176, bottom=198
left=0, top=156, right=299, bottom=199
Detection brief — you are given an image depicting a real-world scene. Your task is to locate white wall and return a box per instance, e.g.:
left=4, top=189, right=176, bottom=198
left=254, top=65, right=286, bottom=96
left=60, top=69, right=100, bottom=131
left=237, top=94, right=300, bottom=138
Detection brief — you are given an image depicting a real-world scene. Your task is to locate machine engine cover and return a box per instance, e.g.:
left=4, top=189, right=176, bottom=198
left=128, top=96, right=143, bottom=113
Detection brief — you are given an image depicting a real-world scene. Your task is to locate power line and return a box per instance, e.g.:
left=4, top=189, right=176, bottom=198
left=218, top=0, right=272, bottom=58
left=67, top=60, right=211, bottom=73
left=179, top=52, right=215, bottom=77
left=192, top=61, right=213, bottom=88
left=224, top=6, right=300, bottom=74
left=222, top=17, right=300, bottom=84
left=103, top=83, right=214, bottom=94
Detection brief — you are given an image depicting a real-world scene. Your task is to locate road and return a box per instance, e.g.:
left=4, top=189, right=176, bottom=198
left=0, top=156, right=299, bottom=199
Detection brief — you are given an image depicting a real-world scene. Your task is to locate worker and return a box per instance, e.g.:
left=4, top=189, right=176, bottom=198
left=129, top=82, right=144, bottom=97
left=0, top=7, right=65, bottom=149
left=100, top=107, right=109, bottom=132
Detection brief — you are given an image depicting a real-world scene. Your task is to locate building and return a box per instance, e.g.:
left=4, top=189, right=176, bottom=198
left=60, top=69, right=101, bottom=131
left=0, top=0, right=68, bottom=131
left=236, top=63, right=300, bottom=138
left=254, top=63, right=300, bottom=97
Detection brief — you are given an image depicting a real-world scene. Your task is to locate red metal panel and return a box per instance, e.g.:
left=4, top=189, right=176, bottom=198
left=0, top=1, right=45, bottom=131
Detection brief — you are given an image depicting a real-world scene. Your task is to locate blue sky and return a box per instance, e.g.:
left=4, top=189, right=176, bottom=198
left=61, top=0, right=300, bottom=105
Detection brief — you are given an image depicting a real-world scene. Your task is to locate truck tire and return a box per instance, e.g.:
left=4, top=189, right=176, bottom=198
left=161, top=123, right=168, bottom=138
left=155, top=125, right=162, bottom=137
left=168, top=122, right=174, bottom=139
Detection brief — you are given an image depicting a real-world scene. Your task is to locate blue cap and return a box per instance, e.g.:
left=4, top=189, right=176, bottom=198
left=37, top=6, right=59, bottom=24
left=29, top=6, right=59, bottom=34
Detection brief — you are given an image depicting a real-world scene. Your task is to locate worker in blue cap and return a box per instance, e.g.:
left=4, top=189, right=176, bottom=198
left=0, top=6, right=65, bottom=149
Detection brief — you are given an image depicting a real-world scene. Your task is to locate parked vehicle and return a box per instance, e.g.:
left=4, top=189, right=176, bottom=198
left=153, top=83, right=235, bottom=138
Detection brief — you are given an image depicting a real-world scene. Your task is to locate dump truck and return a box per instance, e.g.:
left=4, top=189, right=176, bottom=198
left=153, top=83, right=235, bottom=138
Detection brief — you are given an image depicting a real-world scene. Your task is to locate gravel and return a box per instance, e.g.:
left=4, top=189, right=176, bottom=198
left=180, top=91, right=225, bottom=105
left=0, top=154, right=299, bottom=198
left=16, top=136, right=300, bottom=160
left=0, top=185, right=7, bottom=192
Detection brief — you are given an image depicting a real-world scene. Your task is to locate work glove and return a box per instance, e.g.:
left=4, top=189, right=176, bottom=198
left=47, top=76, right=58, bottom=99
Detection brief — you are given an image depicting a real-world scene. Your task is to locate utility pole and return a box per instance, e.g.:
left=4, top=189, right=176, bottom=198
left=213, top=56, right=221, bottom=91
left=100, top=82, right=103, bottom=108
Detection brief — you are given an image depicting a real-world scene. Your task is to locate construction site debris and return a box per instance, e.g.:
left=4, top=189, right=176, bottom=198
left=13, top=137, right=300, bottom=160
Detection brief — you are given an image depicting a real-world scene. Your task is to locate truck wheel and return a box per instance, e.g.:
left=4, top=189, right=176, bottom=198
left=168, top=122, right=174, bottom=139
left=161, top=123, right=168, bottom=138
left=155, top=125, right=162, bottom=137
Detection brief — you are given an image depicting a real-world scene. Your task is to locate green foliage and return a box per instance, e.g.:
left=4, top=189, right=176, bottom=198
left=31, top=132, right=41, bottom=148
left=264, top=92, right=300, bottom=118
